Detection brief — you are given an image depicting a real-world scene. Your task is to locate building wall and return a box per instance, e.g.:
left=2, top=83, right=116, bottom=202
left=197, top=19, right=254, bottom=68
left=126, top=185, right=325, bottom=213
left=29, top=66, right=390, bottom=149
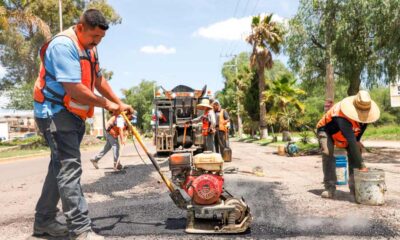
left=0, top=109, right=36, bottom=140
left=91, top=109, right=105, bottom=137
left=0, top=122, right=9, bottom=141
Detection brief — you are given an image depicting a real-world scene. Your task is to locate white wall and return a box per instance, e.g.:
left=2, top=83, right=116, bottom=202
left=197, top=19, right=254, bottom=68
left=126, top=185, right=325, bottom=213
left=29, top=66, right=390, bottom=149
left=0, top=122, right=9, bottom=141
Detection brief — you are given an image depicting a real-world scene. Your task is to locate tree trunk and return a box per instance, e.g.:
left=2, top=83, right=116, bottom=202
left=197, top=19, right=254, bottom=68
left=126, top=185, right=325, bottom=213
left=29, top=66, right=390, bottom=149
left=324, top=0, right=335, bottom=112
left=237, top=114, right=243, bottom=138
left=347, top=69, right=362, bottom=96
left=258, top=67, right=268, bottom=139
left=236, top=85, right=243, bottom=138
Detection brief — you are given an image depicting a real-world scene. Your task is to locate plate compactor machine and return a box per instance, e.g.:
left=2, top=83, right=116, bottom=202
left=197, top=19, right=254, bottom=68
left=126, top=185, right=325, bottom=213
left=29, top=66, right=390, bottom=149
left=169, top=151, right=252, bottom=233
left=121, top=113, right=252, bottom=234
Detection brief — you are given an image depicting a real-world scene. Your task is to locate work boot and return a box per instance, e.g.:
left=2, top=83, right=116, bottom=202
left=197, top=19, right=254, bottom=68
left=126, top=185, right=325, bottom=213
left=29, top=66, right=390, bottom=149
left=90, top=159, right=99, bottom=169
left=33, top=218, right=68, bottom=237
left=71, top=230, right=104, bottom=240
left=321, top=188, right=336, bottom=199
left=114, top=162, right=123, bottom=170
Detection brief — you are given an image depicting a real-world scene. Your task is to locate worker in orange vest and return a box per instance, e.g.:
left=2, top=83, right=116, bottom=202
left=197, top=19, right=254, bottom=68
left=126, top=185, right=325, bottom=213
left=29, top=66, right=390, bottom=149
left=90, top=113, right=133, bottom=170
left=32, top=10, right=133, bottom=240
left=212, top=100, right=230, bottom=154
left=316, top=90, right=380, bottom=199
left=191, top=99, right=216, bottom=152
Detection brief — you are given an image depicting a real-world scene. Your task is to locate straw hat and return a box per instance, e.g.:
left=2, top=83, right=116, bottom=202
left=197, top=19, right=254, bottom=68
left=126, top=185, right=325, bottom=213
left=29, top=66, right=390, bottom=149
left=196, top=99, right=213, bottom=110
left=340, top=90, right=380, bottom=123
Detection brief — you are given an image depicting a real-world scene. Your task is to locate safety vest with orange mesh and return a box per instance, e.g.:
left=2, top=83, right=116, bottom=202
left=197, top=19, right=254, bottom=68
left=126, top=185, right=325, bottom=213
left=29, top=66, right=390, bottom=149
left=33, top=27, right=100, bottom=120
left=316, top=103, right=361, bottom=148
left=218, top=109, right=228, bottom=132
left=202, top=114, right=210, bottom=136
left=106, top=119, right=126, bottom=139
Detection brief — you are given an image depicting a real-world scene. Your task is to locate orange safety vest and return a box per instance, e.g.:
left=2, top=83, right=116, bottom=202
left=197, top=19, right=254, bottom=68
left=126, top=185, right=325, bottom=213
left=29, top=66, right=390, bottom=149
left=108, top=124, right=123, bottom=139
left=316, top=103, right=361, bottom=148
left=106, top=116, right=128, bottom=138
left=33, top=27, right=99, bottom=120
left=202, top=114, right=210, bottom=136
left=218, top=109, right=227, bottom=132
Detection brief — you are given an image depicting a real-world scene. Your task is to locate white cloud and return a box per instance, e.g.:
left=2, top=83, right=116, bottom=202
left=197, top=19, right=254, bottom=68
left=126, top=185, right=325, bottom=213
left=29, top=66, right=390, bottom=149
left=140, top=45, right=176, bottom=55
left=192, top=14, right=286, bottom=41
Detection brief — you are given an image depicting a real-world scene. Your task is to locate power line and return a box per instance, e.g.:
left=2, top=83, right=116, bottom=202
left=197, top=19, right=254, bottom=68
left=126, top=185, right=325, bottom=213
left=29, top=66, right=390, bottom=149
left=227, top=0, right=253, bottom=56
left=251, top=0, right=260, bottom=16
left=220, top=0, right=242, bottom=57
left=232, top=0, right=241, bottom=18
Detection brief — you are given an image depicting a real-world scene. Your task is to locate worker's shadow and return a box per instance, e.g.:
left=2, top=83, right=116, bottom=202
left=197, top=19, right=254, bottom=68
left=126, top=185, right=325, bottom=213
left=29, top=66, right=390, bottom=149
left=308, top=189, right=356, bottom=203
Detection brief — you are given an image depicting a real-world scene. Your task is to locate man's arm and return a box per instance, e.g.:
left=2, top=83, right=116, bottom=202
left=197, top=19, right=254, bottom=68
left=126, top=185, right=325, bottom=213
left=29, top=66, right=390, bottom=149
left=95, top=76, right=133, bottom=114
left=223, top=110, right=230, bottom=125
left=335, top=117, right=363, bottom=169
left=95, top=76, right=122, bottom=105
left=63, top=82, right=119, bottom=112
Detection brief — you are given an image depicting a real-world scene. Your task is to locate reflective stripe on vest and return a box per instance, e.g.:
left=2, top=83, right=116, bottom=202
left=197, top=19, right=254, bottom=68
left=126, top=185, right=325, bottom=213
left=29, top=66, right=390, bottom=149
left=218, top=109, right=227, bottom=132
left=316, top=102, right=361, bottom=148
left=33, top=27, right=99, bottom=120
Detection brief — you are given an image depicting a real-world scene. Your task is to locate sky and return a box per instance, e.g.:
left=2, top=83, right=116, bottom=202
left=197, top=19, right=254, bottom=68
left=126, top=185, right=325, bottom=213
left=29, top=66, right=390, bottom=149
left=0, top=0, right=300, bottom=104
left=97, top=0, right=300, bottom=97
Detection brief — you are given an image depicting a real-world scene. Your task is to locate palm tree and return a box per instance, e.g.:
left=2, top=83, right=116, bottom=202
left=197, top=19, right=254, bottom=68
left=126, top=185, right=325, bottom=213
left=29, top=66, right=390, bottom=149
left=264, top=73, right=305, bottom=139
left=246, top=14, right=284, bottom=139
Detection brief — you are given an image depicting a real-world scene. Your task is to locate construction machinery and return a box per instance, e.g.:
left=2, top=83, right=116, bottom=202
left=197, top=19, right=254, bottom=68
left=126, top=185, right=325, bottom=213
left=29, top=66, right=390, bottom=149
left=123, top=85, right=252, bottom=234
left=169, top=151, right=252, bottom=233
left=152, top=85, right=209, bottom=155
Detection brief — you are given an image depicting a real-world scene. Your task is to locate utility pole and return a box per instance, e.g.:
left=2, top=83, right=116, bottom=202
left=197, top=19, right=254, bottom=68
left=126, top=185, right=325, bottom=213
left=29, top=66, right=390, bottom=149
left=222, top=54, right=243, bottom=138
left=58, top=0, right=63, bottom=31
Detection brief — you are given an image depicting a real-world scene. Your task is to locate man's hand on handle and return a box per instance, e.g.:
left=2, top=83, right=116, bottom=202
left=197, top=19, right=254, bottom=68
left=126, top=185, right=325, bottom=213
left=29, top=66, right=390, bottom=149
left=104, top=99, right=134, bottom=116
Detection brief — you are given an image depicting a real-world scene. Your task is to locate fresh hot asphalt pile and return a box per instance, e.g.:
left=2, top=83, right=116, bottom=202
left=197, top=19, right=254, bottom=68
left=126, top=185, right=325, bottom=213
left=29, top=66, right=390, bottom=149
left=80, top=161, right=398, bottom=239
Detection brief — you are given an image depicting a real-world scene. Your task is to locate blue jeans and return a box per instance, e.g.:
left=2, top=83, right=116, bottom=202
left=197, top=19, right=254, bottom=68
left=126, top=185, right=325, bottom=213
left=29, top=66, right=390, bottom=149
left=34, top=110, right=91, bottom=236
left=94, top=132, right=119, bottom=163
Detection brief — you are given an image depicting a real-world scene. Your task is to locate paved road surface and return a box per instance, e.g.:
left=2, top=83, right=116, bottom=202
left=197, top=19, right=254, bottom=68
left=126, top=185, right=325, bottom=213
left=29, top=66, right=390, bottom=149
left=0, top=140, right=399, bottom=240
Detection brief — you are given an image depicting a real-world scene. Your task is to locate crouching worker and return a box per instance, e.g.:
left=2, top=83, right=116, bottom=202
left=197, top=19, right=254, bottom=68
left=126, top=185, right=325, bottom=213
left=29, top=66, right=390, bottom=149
left=316, top=90, right=380, bottom=198
left=91, top=113, right=133, bottom=170
left=190, top=99, right=216, bottom=152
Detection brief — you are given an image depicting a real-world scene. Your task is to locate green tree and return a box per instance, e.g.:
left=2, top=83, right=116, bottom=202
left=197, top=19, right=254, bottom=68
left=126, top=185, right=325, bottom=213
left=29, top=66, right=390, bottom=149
left=218, top=53, right=250, bottom=136
left=287, top=0, right=400, bottom=97
left=264, top=73, right=305, bottom=131
left=123, top=80, right=156, bottom=132
left=246, top=14, right=285, bottom=139
left=0, top=0, right=121, bottom=109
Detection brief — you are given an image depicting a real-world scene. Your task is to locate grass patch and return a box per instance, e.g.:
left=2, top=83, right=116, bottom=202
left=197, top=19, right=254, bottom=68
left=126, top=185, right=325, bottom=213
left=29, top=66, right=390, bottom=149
left=296, top=141, right=319, bottom=151
left=363, top=125, right=400, bottom=141
left=0, top=136, right=44, bottom=147
left=0, top=147, right=49, bottom=160
left=238, top=135, right=319, bottom=153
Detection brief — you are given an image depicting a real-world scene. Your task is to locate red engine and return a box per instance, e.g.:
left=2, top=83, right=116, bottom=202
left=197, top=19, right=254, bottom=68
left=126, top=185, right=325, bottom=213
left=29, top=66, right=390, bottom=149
left=183, top=174, right=224, bottom=205
left=169, top=152, right=225, bottom=205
